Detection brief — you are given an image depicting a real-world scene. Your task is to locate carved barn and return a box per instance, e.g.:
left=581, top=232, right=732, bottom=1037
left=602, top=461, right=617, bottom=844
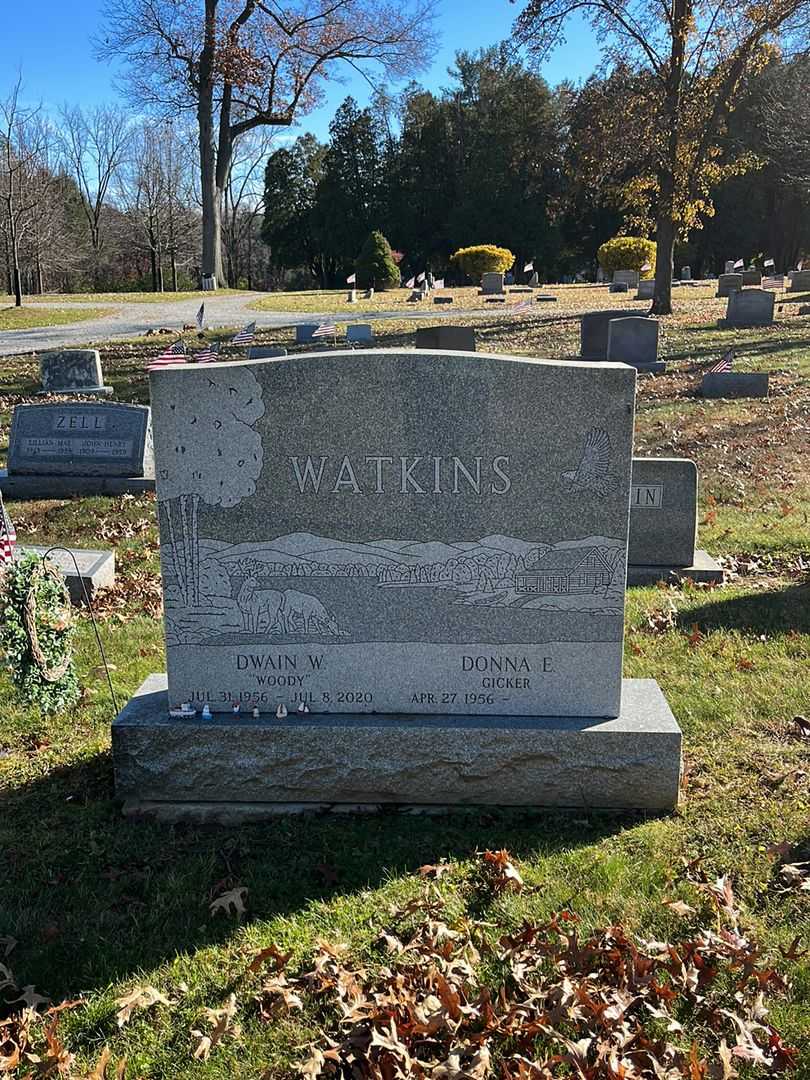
left=514, top=547, right=613, bottom=595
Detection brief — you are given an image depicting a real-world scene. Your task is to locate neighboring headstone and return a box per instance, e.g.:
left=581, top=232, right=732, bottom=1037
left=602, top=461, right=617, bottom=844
left=1, top=403, right=155, bottom=497
left=636, top=280, right=655, bottom=300
left=609, top=282, right=629, bottom=294
left=580, top=309, right=644, bottom=361
left=201, top=275, right=217, bottom=291
left=113, top=348, right=681, bottom=813
left=681, top=266, right=691, bottom=281
left=248, top=346, right=288, bottom=359
left=627, top=458, right=722, bottom=585
left=296, top=324, right=319, bottom=344
left=39, top=350, right=112, bottom=398
left=407, top=290, right=423, bottom=303
left=347, top=289, right=357, bottom=303
left=529, top=272, right=539, bottom=286
left=415, top=326, right=476, bottom=352
left=365, top=288, right=375, bottom=300
left=716, top=274, right=743, bottom=298
left=346, top=324, right=374, bottom=345
left=485, top=297, right=506, bottom=303
left=787, top=269, right=810, bottom=292
left=723, top=288, right=774, bottom=328
left=536, top=295, right=557, bottom=303
left=613, top=270, right=639, bottom=288
left=724, top=260, right=735, bottom=274
left=606, top=317, right=665, bottom=373
left=741, top=269, right=761, bottom=287
left=481, top=272, right=505, bottom=295
left=15, top=545, right=116, bottom=605
left=701, top=372, right=769, bottom=399
left=434, top=296, right=454, bottom=304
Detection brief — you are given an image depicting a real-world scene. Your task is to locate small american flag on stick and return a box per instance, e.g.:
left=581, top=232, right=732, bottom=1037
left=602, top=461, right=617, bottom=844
left=762, top=275, right=784, bottom=291
left=312, top=321, right=337, bottom=339
left=195, top=302, right=205, bottom=330
left=434, top=278, right=445, bottom=290
left=193, top=341, right=220, bottom=363
left=733, top=258, right=744, bottom=270
left=0, top=492, right=16, bottom=568
left=764, top=257, right=775, bottom=269
left=512, top=299, right=533, bottom=314
left=404, top=276, right=415, bottom=289
left=147, top=339, right=187, bottom=371
left=231, top=321, right=256, bottom=346
left=707, top=348, right=734, bottom=374
left=346, top=273, right=356, bottom=284
left=523, top=261, right=534, bottom=273
left=416, top=272, right=426, bottom=284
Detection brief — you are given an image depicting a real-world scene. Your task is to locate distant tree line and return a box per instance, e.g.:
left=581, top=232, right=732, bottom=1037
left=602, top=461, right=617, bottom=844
left=261, top=48, right=810, bottom=288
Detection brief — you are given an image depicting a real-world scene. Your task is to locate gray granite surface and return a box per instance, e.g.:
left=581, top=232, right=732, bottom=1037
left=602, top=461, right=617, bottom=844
left=414, top=326, right=476, bottom=351
left=39, top=349, right=110, bottom=395
left=723, top=289, right=774, bottom=327
left=579, top=309, right=641, bottom=360
left=606, top=317, right=659, bottom=369
left=629, top=458, right=697, bottom=566
left=16, top=545, right=115, bottom=604
left=702, top=372, right=769, bottom=398
left=113, top=674, right=682, bottom=809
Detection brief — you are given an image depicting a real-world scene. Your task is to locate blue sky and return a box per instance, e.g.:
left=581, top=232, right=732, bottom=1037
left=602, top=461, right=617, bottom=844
left=3, top=0, right=602, bottom=137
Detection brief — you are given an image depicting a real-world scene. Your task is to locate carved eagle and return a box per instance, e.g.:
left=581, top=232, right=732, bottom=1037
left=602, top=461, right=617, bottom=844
left=560, top=427, right=616, bottom=497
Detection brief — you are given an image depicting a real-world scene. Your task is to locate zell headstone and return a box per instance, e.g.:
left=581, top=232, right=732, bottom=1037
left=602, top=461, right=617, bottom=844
left=7, top=403, right=154, bottom=477
left=724, top=288, right=774, bottom=328
left=39, top=350, right=112, bottom=397
left=149, top=351, right=635, bottom=719
left=481, top=272, right=505, bottom=295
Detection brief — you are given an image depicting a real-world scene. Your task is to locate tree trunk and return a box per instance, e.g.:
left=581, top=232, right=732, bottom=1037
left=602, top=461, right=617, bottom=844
left=652, top=201, right=674, bottom=315
left=171, top=249, right=178, bottom=292
left=198, top=0, right=224, bottom=286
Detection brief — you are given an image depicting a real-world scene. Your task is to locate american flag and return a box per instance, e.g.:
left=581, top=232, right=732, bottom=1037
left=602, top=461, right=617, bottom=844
left=0, top=493, right=15, bottom=568
left=312, top=321, right=337, bottom=339
left=231, top=321, right=256, bottom=346
left=434, top=278, right=445, bottom=290
left=707, top=348, right=734, bottom=374
left=733, top=259, right=744, bottom=270
left=762, top=275, right=784, bottom=291
left=641, top=261, right=652, bottom=272
left=147, top=339, right=187, bottom=371
left=193, top=341, right=220, bottom=363
left=798, top=261, right=804, bottom=271
left=512, top=299, right=533, bottom=314
left=346, top=273, right=356, bottom=284
left=523, top=261, right=534, bottom=273
left=195, top=302, right=205, bottom=330
left=764, top=258, right=775, bottom=269
left=404, top=276, right=415, bottom=289
left=416, top=272, right=426, bottom=283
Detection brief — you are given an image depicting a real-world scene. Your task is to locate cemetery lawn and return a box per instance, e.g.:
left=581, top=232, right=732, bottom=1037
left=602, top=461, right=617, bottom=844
left=0, top=305, right=114, bottom=330
left=0, top=293, right=808, bottom=1078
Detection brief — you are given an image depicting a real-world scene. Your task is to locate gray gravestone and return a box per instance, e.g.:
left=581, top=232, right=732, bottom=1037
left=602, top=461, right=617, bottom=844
left=628, top=458, right=696, bottom=567
left=606, top=317, right=664, bottom=372
left=346, top=324, right=374, bottom=344
left=681, top=266, right=691, bottom=281
left=39, top=350, right=112, bottom=397
left=16, top=545, right=115, bottom=604
left=723, top=288, right=774, bottom=327
left=716, top=274, right=743, bottom=298
left=481, top=272, right=505, bottom=295
left=296, top=324, right=319, bottom=344
left=529, top=272, right=539, bottom=286
left=636, top=280, right=655, bottom=300
left=434, top=296, right=454, bottom=304
left=612, top=270, right=639, bottom=288
left=579, top=309, right=641, bottom=360
left=415, top=326, right=476, bottom=352
left=787, top=269, right=810, bottom=292
left=111, top=349, right=682, bottom=812
left=609, top=282, right=629, bottom=294
left=248, top=346, right=288, bottom=359
left=741, top=269, right=761, bottom=286
left=702, top=372, right=769, bottom=399
left=724, top=260, right=735, bottom=274
left=7, top=403, right=154, bottom=477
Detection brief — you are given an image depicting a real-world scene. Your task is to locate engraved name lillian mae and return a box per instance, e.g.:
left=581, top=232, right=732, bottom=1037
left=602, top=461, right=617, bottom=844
left=289, top=455, right=512, bottom=495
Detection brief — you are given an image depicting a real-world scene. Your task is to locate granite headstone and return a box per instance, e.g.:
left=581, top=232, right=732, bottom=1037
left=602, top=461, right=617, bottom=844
left=579, top=309, right=641, bottom=361
left=481, top=272, right=505, bottom=295
left=606, top=317, right=664, bottom=372
left=628, top=458, right=697, bottom=567
left=723, top=288, right=774, bottom=328
left=787, top=269, right=810, bottom=293
left=702, top=372, right=769, bottom=399
left=716, top=274, right=743, bottom=298
left=39, top=350, right=112, bottom=397
left=248, top=346, right=288, bottom=359
left=415, top=326, right=476, bottom=352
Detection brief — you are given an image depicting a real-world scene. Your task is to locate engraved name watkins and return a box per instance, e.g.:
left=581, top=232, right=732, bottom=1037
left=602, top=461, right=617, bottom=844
left=288, top=455, right=512, bottom=495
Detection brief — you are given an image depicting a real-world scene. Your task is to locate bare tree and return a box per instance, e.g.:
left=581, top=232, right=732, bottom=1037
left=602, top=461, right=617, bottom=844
left=0, top=78, right=57, bottom=306
left=98, top=0, right=437, bottom=287
left=222, top=127, right=273, bottom=287
left=58, top=103, right=131, bottom=288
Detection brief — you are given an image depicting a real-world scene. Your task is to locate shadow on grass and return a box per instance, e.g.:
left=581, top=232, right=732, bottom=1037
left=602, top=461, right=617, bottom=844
left=664, top=332, right=810, bottom=367
left=679, top=582, right=810, bottom=634
left=0, top=749, right=646, bottom=1002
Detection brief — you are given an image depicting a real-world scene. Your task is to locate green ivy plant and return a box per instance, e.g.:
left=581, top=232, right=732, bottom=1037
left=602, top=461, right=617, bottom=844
left=0, top=553, right=80, bottom=713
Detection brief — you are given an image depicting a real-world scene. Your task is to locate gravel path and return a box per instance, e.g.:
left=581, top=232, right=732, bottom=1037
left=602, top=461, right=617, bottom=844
left=0, top=293, right=513, bottom=356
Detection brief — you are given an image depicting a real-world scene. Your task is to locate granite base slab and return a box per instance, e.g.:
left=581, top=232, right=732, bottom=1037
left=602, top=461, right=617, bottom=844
left=0, top=470, right=155, bottom=498
left=112, top=675, right=683, bottom=812
left=37, top=386, right=114, bottom=398
left=16, top=544, right=115, bottom=603
left=627, top=549, right=723, bottom=586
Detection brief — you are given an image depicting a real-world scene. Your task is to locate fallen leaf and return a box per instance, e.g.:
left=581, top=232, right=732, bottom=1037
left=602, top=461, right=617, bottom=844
left=115, top=985, right=172, bottom=1027
left=209, top=886, right=248, bottom=918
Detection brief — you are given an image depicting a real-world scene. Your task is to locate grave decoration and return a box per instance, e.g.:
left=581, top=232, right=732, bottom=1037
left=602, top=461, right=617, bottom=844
left=0, top=552, right=81, bottom=713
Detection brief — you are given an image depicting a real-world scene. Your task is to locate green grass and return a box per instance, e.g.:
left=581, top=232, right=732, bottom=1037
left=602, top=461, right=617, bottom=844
left=0, top=288, right=808, bottom=1077
left=0, top=305, right=114, bottom=330
left=1, top=288, right=245, bottom=305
